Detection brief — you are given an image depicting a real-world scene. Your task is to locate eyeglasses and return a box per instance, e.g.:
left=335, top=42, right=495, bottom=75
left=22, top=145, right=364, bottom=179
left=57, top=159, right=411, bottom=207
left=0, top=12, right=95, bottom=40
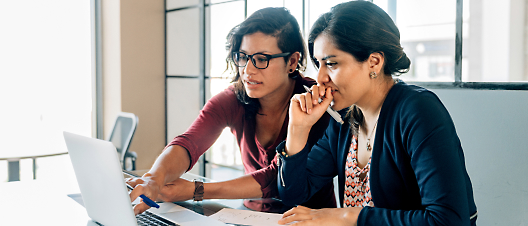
left=232, top=52, right=291, bottom=69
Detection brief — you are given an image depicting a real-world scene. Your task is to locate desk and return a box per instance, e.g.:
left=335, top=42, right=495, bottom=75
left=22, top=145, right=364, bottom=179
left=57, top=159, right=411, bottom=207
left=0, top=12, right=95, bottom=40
left=0, top=177, right=90, bottom=225
left=125, top=170, right=289, bottom=214
left=0, top=172, right=280, bottom=225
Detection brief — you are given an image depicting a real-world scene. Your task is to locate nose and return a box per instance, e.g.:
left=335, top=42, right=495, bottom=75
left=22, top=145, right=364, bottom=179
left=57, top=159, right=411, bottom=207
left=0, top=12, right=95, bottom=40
left=244, top=58, right=258, bottom=75
left=316, top=67, right=330, bottom=85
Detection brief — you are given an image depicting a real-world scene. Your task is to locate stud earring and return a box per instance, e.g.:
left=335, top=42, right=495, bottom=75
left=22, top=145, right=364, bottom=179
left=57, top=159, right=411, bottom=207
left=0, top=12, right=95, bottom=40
left=369, top=71, right=378, bottom=78
left=289, top=69, right=293, bottom=73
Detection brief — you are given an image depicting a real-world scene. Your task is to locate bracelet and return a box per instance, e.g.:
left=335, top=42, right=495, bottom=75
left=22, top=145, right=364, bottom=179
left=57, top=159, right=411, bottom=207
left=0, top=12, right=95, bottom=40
left=193, top=180, right=204, bottom=202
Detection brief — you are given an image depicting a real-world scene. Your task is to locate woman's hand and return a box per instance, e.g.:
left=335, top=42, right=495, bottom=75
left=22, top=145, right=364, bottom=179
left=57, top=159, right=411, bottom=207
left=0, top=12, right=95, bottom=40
left=126, top=174, right=162, bottom=215
left=278, top=206, right=361, bottom=226
left=289, top=85, right=333, bottom=128
left=286, top=85, right=334, bottom=155
left=157, top=178, right=195, bottom=202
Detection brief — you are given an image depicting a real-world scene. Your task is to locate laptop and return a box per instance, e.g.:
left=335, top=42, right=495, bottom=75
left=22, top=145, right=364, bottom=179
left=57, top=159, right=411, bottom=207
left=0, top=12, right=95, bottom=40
left=63, top=131, right=226, bottom=226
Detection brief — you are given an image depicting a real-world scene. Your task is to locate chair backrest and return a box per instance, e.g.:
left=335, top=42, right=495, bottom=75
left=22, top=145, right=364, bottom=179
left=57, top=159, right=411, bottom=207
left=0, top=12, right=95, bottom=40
left=107, top=112, right=138, bottom=169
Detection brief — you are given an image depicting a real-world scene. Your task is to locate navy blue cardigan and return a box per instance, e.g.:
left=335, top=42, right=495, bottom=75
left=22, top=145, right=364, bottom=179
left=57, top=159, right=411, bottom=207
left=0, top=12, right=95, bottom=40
left=277, top=82, right=477, bottom=225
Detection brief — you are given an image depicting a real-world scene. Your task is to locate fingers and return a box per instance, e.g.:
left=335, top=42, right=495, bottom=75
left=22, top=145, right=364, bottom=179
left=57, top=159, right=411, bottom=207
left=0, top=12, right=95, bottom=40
left=282, top=206, right=311, bottom=217
left=279, top=206, right=313, bottom=225
left=128, top=182, right=147, bottom=203
left=127, top=177, right=159, bottom=214
left=130, top=184, right=158, bottom=215
left=308, top=84, right=332, bottom=106
left=125, top=177, right=141, bottom=187
left=292, top=94, right=307, bottom=113
left=304, top=93, right=313, bottom=114
left=293, top=92, right=315, bottom=114
left=133, top=202, right=151, bottom=215
left=308, top=84, right=327, bottom=104
left=320, top=87, right=333, bottom=106
left=309, top=85, right=320, bottom=106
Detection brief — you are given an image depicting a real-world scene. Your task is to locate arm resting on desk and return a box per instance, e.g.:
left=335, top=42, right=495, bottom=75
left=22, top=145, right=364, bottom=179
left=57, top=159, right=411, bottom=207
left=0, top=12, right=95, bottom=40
left=159, top=174, right=262, bottom=202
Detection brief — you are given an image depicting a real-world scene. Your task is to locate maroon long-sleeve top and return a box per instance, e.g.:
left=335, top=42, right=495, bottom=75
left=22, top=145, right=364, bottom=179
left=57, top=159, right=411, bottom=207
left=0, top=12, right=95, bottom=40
left=168, top=77, right=335, bottom=209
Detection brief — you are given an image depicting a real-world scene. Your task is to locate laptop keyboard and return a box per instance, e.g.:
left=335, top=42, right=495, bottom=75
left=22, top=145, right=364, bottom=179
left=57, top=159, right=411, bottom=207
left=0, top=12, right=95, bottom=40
left=136, top=211, right=179, bottom=226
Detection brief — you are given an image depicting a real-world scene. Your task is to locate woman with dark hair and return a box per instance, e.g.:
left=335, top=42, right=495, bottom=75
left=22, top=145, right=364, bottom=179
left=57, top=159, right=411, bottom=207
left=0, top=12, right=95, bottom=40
left=276, top=1, right=477, bottom=225
left=127, top=7, right=335, bottom=215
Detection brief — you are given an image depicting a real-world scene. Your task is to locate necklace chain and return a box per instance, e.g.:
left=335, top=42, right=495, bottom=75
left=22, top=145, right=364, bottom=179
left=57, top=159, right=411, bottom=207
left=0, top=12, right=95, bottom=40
left=362, top=119, right=379, bottom=152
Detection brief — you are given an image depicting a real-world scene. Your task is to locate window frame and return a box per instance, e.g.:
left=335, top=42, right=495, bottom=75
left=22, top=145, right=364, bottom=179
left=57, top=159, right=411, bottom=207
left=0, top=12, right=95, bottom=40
left=409, top=0, right=528, bottom=90
left=164, top=0, right=528, bottom=177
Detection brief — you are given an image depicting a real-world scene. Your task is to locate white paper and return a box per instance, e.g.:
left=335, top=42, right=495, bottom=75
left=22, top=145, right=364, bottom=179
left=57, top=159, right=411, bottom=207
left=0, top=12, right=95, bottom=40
left=209, top=208, right=283, bottom=226
left=149, top=203, right=227, bottom=226
left=147, top=202, right=189, bottom=214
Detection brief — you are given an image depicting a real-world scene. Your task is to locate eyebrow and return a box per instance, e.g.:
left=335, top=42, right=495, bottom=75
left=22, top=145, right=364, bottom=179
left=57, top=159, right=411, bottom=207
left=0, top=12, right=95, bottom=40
left=238, top=49, right=269, bottom=54
left=321, top=55, right=336, bottom=61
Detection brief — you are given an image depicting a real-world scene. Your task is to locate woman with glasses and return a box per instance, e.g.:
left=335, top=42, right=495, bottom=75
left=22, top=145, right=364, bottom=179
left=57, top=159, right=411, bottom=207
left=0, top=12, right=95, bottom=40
left=276, top=1, right=477, bottom=225
left=127, top=7, right=336, bottom=215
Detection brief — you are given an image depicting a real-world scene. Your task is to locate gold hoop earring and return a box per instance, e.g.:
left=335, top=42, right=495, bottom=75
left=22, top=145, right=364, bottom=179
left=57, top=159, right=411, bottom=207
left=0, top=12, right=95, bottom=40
left=369, top=71, right=378, bottom=78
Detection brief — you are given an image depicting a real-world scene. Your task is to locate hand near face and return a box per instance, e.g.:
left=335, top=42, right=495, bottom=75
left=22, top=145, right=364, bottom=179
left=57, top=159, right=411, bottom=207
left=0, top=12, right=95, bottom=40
left=286, top=85, right=334, bottom=155
left=278, top=206, right=361, bottom=226
left=289, top=85, right=333, bottom=129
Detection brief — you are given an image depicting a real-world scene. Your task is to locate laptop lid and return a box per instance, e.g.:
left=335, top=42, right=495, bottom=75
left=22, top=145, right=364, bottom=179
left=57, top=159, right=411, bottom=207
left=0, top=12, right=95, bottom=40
left=64, top=131, right=138, bottom=226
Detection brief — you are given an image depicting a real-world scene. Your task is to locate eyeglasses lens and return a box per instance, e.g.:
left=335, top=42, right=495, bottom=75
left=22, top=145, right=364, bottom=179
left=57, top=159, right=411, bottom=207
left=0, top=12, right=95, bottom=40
left=233, top=52, right=269, bottom=69
left=252, top=54, right=268, bottom=69
left=234, top=52, right=247, bottom=67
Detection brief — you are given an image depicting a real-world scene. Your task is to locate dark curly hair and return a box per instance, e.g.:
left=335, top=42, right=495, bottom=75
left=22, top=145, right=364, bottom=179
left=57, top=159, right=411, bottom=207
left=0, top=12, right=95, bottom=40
left=225, top=7, right=307, bottom=119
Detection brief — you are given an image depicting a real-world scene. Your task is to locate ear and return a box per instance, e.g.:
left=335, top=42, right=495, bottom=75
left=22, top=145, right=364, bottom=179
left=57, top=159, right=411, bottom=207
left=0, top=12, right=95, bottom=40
left=368, top=52, right=385, bottom=74
left=288, top=52, right=301, bottom=70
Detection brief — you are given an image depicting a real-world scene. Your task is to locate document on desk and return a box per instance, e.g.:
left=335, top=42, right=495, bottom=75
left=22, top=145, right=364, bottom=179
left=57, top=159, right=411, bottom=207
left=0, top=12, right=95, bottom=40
left=209, top=208, right=284, bottom=226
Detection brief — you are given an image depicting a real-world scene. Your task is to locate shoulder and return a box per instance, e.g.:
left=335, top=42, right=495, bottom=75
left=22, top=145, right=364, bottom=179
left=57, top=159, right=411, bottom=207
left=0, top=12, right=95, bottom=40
left=204, top=85, right=243, bottom=112
left=384, top=82, right=446, bottom=116
left=381, top=82, right=456, bottom=141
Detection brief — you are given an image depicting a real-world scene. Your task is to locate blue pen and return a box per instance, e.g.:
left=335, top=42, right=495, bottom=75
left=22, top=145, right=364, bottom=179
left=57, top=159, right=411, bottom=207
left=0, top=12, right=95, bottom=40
left=126, top=184, right=160, bottom=209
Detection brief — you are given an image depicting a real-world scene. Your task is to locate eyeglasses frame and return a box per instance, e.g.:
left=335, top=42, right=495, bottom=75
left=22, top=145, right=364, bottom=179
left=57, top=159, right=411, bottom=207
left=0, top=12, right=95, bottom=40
left=232, top=52, right=292, bottom=69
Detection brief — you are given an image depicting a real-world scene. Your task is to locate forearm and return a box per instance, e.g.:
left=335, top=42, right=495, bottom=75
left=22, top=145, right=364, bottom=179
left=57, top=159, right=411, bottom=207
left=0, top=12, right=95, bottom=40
left=284, top=124, right=311, bottom=156
left=203, top=174, right=262, bottom=199
left=146, top=145, right=191, bottom=186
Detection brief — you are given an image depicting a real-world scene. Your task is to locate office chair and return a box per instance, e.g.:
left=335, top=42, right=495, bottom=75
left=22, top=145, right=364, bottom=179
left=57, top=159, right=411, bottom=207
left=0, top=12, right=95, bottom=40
left=107, top=112, right=138, bottom=171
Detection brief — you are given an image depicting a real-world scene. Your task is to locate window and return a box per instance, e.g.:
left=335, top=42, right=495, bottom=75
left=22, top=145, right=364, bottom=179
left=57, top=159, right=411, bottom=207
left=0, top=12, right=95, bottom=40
left=206, top=1, right=246, bottom=180
left=0, top=0, right=93, bottom=182
left=167, top=0, right=528, bottom=180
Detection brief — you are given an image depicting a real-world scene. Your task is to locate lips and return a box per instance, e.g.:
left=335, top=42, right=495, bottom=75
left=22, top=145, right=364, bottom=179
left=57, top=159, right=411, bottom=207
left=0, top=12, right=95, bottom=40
left=245, top=79, right=262, bottom=85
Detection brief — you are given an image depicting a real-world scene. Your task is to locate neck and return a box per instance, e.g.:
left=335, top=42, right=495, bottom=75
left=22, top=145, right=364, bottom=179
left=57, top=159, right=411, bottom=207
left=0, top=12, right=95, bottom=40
left=258, top=79, right=296, bottom=116
left=357, top=76, right=394, bottom=129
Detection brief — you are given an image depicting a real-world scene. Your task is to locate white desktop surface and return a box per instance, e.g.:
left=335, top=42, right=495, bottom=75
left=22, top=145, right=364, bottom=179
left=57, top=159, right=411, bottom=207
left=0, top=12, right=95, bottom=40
left=0, top=179, right=92, bottom=225
left=0, top=172, right=250, bottom=225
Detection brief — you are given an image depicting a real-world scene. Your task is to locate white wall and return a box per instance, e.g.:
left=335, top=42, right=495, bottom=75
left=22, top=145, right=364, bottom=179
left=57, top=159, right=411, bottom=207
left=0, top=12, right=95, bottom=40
left=433, top=88, right=528, bottom=225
